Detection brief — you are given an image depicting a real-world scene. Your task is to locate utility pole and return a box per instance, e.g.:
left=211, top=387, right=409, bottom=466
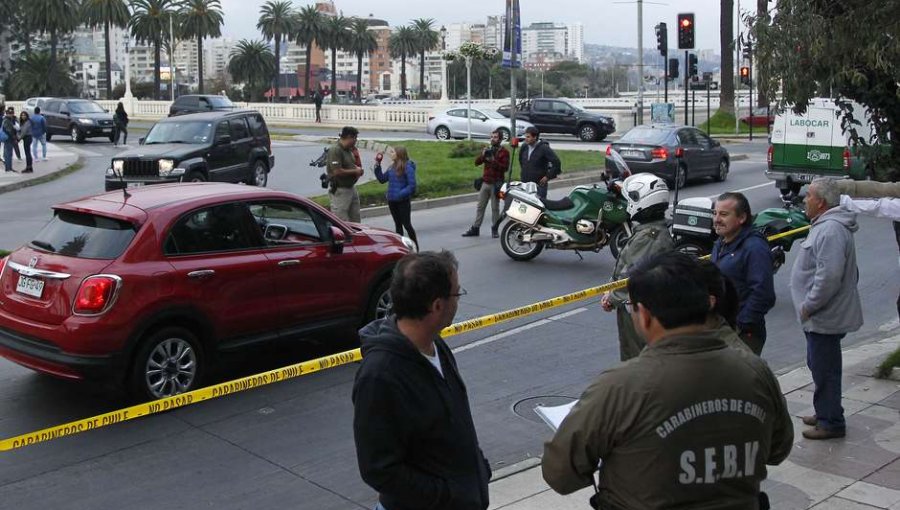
left=637, top=0, right=644, bottom=124
left=169, top=15, right=176, bottom=101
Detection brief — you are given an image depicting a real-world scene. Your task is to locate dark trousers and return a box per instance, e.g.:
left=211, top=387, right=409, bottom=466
left=114, top=124, right=128, bottom=145
left=738, top=321, right=767, bottom=355
left=21, top=136, right=32, bottom=169
left=315, top=106, right=322, bottom=122
left=388, top=199, right=417, bottom=250
left=805, top=331, right=846, bottom=431
left=2, top=140, right=13, bottom=171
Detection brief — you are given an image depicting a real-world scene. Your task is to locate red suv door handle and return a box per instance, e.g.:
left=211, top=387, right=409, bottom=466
left=277, top=259, right=301, bottom=267
left=187, top=270, right=216, bottom=279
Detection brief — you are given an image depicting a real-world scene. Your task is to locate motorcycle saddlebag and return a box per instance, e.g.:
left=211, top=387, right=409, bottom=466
left=673, top=197, right=715, bottom=236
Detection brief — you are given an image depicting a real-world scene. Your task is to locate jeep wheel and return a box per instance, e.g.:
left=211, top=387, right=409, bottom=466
left=184, top=171, right=206, bottom=183
left=435, top=126, right=451, bottom=140
left=129, top=326, right=202, bottom=400
left=578, top=124, right=598, bottom=142
left=70, top=126, right=84, bottom=143
left=247, top=160, right=268, bottom=187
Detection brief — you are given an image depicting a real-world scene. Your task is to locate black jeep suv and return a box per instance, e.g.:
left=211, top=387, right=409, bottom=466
left=106, top=110, right=274, bottom=191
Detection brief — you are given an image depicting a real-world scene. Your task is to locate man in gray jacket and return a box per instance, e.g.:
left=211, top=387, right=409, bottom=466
left=790, top=177, right=863, bottom=440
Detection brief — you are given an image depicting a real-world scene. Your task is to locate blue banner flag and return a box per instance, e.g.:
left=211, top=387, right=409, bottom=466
left=502, top=0, right=522, bottom=69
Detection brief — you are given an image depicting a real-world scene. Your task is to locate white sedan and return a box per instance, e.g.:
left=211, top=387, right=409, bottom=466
left=426, top=107, right=533, bottom=141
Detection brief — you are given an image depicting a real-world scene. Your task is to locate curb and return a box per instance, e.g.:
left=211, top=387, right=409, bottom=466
left=0, top=158, right=84, bottom=195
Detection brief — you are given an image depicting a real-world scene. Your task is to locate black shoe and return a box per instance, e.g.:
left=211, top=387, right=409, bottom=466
left=461, top=227, right=479, bottom=237
left=22, top=167, right=33, bottom=173
left=492, top=229, right=499, bottom=238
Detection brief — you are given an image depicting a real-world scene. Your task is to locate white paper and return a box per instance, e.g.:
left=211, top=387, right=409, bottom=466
left=534, top=400, right=578, bottom=432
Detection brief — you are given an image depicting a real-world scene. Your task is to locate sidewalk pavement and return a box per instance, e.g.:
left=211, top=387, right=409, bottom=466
left=0, top=143, right=80, bottom=194
left=488, top=333, right=900, bottom=510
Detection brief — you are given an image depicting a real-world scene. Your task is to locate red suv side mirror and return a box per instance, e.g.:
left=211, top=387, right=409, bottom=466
left=330, top=226, right=346, bottom=254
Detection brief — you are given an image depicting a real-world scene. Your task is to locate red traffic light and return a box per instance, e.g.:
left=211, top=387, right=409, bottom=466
left=740, top=66, right=750, bottom=77
left=681, top=18, right=692, bottom=27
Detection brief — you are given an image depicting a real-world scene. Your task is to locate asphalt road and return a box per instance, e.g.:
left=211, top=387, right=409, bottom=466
left=1, top=141, right=897, bottom=509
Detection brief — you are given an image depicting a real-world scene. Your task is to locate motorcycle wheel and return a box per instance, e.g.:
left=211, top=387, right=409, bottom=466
left=608, top=226, right=631, bottom=259
left=500, top=222, right=544, bottom=261
left=674, top=238, right=712, bottom=258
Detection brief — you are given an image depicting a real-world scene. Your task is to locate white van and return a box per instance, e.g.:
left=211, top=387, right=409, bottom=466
left=766, top=98, right=873, bottom=195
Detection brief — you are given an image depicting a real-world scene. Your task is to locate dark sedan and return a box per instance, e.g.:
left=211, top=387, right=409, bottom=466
left=605, top=125, right=730, bottom=189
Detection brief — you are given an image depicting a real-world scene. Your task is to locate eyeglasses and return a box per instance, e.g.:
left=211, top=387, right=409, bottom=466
left=448, top=287, right=467, bottom=298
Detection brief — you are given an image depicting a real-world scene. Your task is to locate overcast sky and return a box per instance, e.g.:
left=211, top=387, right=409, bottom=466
left=219, top=0, right=757, bottom=52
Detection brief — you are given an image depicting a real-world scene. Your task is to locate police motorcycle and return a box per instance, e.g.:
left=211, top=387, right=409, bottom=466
left=494, top=150, right=636, bottom=261
left=671, top=194, right=810, bottom=274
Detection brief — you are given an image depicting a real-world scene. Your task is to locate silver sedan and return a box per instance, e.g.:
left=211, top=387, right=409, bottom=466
left=426, top=107, right=533, bottom=141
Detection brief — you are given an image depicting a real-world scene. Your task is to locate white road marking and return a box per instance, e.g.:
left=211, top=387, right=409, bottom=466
left=707, top=180, right=773, bottom=199
left=452, top=307, right=589, bottom=354
left=61, top=146, right=105, bottom=157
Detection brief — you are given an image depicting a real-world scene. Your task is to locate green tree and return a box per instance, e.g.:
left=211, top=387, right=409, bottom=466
left=23, top=0, right=80, bottom=94
left=389, top=25, right=416, bottom=98
left=293, top=4, right=324, bottom=100
left=82, top=0, right=131, bottom=99
left=750, top=0, right=900, bottom=179
left=4, top=51, right=78, bottom=99
left=348, top=18, right=377, bottom=101
left=178, top=0, right=224, bottom=94
left=320, top=14, right=350, bottom=103
left=718, top=0, right=735, bottom=116
left=228, top=39, right=276, bottom=102
left=755, top=0, right=769, bottom=108
left=411, top=18, right=439, bottom=98
left=257, top=0, right=296, bottom=102
left=130, top=0, right=177, bottom=100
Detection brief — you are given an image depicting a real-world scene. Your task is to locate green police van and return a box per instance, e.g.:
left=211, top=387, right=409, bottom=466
left=766, top=98, right=871, bottom=196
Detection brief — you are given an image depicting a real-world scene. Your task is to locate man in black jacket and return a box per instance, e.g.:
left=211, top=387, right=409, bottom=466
left=518, top=126, right=561, bottom=199
left=353, top=250, right=491, bottom=510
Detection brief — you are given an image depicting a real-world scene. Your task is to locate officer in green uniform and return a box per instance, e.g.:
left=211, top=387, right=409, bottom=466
left=544, top=252, right=793, bottom=510
left=601, top=173, right=674, bottom=361
left=327, top=126, right=364, bottom=222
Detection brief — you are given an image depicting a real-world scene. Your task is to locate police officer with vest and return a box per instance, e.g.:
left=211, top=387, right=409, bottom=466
left=543, top=252, right=793, bottom=509
left=326, top=126, right=364, bottom=222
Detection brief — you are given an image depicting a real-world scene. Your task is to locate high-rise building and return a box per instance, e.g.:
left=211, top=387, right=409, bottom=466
left=483, top=15, right=505, bottom=49
left=521, top=22, right=584, bottom=65
left=128, top=44, right=157, bottom=84
left=205, top=37, right=236, bottom=81
left=566, top=23, right=584, bottom=63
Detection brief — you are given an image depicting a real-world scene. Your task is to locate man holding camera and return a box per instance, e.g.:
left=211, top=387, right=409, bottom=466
left=326, top=126, right=364, bottom=222
left=462, top=129, right=510, bottom=238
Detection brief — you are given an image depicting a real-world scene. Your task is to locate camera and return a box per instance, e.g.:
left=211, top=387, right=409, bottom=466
left=483, top=145, right=498, bottom=162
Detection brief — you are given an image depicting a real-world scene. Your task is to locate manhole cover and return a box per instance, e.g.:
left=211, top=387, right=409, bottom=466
left=513, top=395, right=577, bottom=424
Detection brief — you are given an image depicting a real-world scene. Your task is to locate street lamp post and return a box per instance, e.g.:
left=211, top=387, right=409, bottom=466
left=439, top=26, right=448, bottom=104
left=445, top=42, right=497, bottom=140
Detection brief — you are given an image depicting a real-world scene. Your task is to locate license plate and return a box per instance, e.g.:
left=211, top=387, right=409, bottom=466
left=102, top=128, right=112, bottom=132
left=621, top=150, right=643, bottom=158
left=793, top=173, right=817, bottom=183
left=127, top=182, right=144, bottom=188
left=16, top=275, right=44, bottom=298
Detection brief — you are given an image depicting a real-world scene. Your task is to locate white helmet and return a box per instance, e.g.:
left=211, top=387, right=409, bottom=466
left=622, top=173, right=669, bottom=218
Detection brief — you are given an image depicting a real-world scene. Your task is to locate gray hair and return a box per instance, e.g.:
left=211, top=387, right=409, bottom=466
left=810, top=178, right=841, bottom=207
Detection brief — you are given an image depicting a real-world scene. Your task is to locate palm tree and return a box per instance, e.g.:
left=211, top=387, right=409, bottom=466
left=719, top=0, right=736, bottom=115
left=389, top=25, right=417, bottom=99
left=411, top=18, right=439, bottom=98
left=179, top=0, right=224, bottom=94
left=294, top=4, right=324, bottom=100
left=82, top=0, right=131, bottom=99
left=257, top=0, right=296, bottom=103
left=321, top=14, right=351, bottom=103
left=228, top=39, right=276, bottom=101
left=6, top=51, right=78, bottom=99
left=23, top=0, right=80, bottom=93
left=348, top=18, right=377, bottom=102
left=130, top=0, right=176, bottom=100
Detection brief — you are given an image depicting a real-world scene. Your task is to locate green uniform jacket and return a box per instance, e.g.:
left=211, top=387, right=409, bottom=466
left=543, top=331, right=793, bottom=510
left=326, top=142, right=360, bottom=188
left=609, top=220, right=674, bottom=304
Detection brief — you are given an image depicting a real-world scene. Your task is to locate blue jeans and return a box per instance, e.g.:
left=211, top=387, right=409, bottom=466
left=32, top=133, right=47, bottom=159
left=3, top=140, right=13, bottom=171
left=806, top=331, right=846, bottom=431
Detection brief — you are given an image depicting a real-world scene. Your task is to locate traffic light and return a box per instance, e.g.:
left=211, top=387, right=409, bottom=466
left=688, top=53, right=698, bottom=77
left=668, top=57, right=679, bottom=79
left=656, top=23, right=668, bottom=56
left=742, top=41, right=752, bottom=60
left=740, top=66, right=750, bottom=85
left=677, top=13, right=695, bottom=49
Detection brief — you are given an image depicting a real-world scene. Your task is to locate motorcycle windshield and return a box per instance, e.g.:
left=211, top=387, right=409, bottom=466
left=608, top=149, right=632, bottom=178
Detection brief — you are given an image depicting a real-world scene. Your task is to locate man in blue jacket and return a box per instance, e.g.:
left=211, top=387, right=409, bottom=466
left=711, top=192, right=776, bottom=355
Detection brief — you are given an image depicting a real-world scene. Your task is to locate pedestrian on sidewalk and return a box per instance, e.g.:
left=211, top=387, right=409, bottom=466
left=17, top=111, right=33, bottom=173
left=791, top=178, right=863, bottom=440
left=113, top=102, right=129, bottom=146
left=30, top=107, right=47, bottom=161
left=462, top=129, right=509, bottom=238
left=2, top=107, right=17, bottom=172
left=314, top=88, right=323, bottom=123
left=325, top=126, right=364, bottom=222
left=353, top=251, right=491, bottom=510
left=600, top=173, right=674, bottom=361
left=373, top=146, right=419, bottom=250
left=11, top=115, right=21, bottom=160
left=518, top=126, right=560, bottom=200
left=711, top=192, right=776, bottom=355
left=543, top=251, right=793, bottom=510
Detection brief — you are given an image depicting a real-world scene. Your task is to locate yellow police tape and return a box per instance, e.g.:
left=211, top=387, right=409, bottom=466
left=0, top=224, right=812, bottom=452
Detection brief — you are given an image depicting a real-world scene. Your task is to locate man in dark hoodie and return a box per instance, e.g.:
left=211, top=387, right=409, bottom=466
left=711, top=192, right=776, bottom=355
left=791, top=178, right=863, bottom=440
left=518, top=126, right=560, bottom=200
left=353, top=250, right=491, bottom=510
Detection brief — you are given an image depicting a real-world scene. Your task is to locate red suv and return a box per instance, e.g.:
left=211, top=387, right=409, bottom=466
left=0, top=184, right=412, bottom=399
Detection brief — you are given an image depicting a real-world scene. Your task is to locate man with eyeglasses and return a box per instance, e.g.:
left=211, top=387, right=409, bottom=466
left=353, top=251, right=490, bottom=510
left=543, top=252, right=793, bottom=510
